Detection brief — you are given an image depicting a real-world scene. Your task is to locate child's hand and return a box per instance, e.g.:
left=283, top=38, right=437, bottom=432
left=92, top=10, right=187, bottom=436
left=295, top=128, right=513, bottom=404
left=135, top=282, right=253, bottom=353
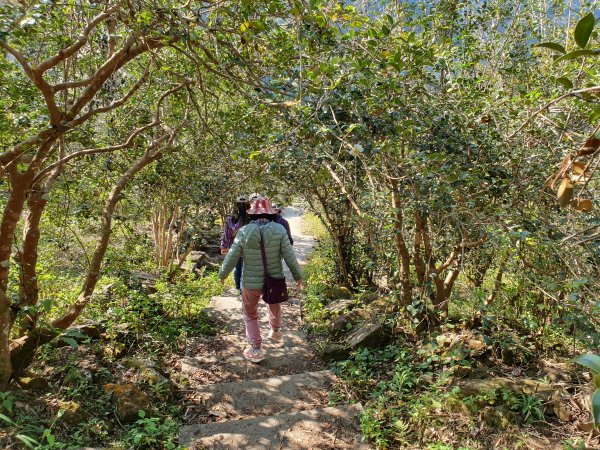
left=220, top=248, right=229, bottom=255
left=295, top=280, right=304, bottom=290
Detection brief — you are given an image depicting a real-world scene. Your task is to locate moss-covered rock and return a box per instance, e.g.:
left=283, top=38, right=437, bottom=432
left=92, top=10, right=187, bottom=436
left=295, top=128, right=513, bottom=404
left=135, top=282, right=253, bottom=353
left=323, top=286, right=352, bottom=300
left=323, top=299, right=355, bottom=317
left=444, top=396, right=470, bottom=415
left=328, top=309, right=363, bottom=336
left=103, top=342, right=127, bottom=359
left=56, top=400, right=90, bottom=425
left=123, top=357, right=176, bottom=397
left=18, top=375, right=49, bottom=391
left=319, top=343, right=351, bottom=361
left=480, top=406, right=514, bottom=430
left=355, top=291, right=380, bottom=305
left=104, top=383, right=151, bottom=424
left=345, top=321, right=386, bottom=349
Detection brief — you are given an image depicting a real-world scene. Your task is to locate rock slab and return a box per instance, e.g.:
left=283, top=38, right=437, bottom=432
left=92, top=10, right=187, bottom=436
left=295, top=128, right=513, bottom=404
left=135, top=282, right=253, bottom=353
left=187, top=370, right=334, bottom=419
left=180, top=403, right=367, bottom=450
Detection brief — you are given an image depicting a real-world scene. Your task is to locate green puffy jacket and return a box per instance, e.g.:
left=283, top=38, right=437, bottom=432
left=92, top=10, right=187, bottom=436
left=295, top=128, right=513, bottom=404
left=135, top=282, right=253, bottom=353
left=218, top=221, right=303, bottom=290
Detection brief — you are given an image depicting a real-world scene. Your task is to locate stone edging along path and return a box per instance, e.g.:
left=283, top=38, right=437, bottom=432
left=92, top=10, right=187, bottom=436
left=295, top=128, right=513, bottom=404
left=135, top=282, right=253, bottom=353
left=176, top=207, right=370, bottom=449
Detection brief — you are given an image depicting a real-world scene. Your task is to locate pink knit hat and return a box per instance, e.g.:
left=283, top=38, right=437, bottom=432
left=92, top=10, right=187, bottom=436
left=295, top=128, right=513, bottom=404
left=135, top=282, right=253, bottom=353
left=247, top=196, right=277, bottom=215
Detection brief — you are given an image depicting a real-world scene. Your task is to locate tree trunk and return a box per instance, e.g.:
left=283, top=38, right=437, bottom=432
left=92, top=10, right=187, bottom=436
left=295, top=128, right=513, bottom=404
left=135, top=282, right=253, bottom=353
left=0, top=169, right=31, bottom=388
left=19, top=191, right=44, bottom=310
left=153, top=200, right=187, bottom=271
left=18, top=141, right=65, bottom=331
left=310, top=187, right=353, bottom=286
left=167, top=248, right=193, bottom=281
left=332, top=232, right=350, bottom=285
left=9, top=140, right=168, bottom=377
left=0, top=289, right=12, bottom=389
left=413, top=211, right=427, bottom=286
left=0, top=170, right=31, bottom=292
left=16, top=190, right=46, bottom=333
left=486, top=251, right=510, bottom=305
left=470, top=257, right=491, bottom=288
left=55, top=145, right=166, bottom=328
left=429, top=237, right=487, bottom=326
left=389, top=178, right=412, bottom=306
left=164, top=205, right=179, bottom=268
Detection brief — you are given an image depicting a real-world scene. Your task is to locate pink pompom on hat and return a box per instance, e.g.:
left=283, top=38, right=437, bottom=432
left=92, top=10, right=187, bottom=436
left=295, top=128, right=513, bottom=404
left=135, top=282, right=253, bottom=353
left=248, top=196, right=277, bottom=215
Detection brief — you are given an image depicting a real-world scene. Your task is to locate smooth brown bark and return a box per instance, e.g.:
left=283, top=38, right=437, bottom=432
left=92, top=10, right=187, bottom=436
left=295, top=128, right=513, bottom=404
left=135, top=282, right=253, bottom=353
left=486, top=251, right=510, bottom=305
left=389, top=178, right=412, bottom=307
left=0, top=289, right=12, bottom=388
left=0, top=139, right=60, bottom=388
left=18, top=142, right=64, bottom=329
left=0, top=167, right=31, bottom=387
left=0, top=9, right=192, bottom=388
left=0, top=170, right=30, bottom=291
left=19, top=191, right=44, bottom=308
left=8, top=84, right=188, bottom=378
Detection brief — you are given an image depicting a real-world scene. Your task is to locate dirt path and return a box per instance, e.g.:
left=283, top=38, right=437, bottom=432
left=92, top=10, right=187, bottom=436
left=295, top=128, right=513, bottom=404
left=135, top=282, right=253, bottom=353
left=280, top=206, right=315, bottom=281
left=176, top=208, right=368, bottom=449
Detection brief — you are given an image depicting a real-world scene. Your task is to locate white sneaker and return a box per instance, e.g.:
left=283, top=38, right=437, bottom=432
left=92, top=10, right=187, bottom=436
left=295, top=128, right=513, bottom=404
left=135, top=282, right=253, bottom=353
left=243, top=346, right=266, bottom=363
left=267, top=329, right=283, bottom=341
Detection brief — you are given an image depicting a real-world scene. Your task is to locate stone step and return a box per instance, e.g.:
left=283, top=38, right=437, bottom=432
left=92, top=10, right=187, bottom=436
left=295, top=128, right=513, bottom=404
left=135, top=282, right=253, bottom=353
left=207, top=296, right=302, bottom=335
left=179, top=331, right=322, bottom=384
left=179, top=403, right=368, bottom=450
left=183, top=370, right=335, bottom=422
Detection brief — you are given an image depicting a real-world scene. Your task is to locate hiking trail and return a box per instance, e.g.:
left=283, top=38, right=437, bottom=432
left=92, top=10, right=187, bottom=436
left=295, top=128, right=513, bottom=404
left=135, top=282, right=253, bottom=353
left=176, top=207, right=369, bottom=449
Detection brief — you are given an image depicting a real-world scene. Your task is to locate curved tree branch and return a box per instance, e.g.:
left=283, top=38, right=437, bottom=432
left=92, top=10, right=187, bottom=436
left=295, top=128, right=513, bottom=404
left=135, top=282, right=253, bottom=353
left=510, top=85, right=600, bottom=139
left=34, top=8, right=117, bottom=75
left=67, top=60, right=152, bottom=127
left=53, top=77, right=96, bottom=92
left=31, top=121, right=159, bottom=185
left=0, top=41, right=33, bottom=79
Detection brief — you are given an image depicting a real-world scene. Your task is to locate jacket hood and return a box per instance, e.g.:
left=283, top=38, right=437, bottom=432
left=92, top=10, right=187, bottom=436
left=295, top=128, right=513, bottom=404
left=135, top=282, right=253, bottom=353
left=241, top=222, right=277, bottom=249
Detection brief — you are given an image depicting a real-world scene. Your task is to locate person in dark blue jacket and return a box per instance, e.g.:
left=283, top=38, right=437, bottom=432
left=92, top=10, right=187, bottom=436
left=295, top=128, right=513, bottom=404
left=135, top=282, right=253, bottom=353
left=272, top=203, right=293, bottom=245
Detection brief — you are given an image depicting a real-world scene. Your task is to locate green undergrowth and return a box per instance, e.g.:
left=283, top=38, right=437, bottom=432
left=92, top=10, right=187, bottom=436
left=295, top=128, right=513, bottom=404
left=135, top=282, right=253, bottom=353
left=449, top=277, right=599, bottom=355
left=299, top=211, right=343, bottom=328
left=332, top=344, right=549, bottom=449
left=303, top=238, right=594, bottom=449
left=1, top=269, right=223, bottom=449
left=99, top=270, right=220, bottom=351
left=302, top=241, right=340, bottom=331
left=2, top=347, right=182, bottom=449
left=301, top=211, right=328, bottom=239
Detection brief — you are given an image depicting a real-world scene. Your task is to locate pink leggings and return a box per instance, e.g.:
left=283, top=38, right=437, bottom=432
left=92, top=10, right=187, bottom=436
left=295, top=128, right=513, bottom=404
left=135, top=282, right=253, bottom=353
left=242, top=288, right=281, bottom=348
